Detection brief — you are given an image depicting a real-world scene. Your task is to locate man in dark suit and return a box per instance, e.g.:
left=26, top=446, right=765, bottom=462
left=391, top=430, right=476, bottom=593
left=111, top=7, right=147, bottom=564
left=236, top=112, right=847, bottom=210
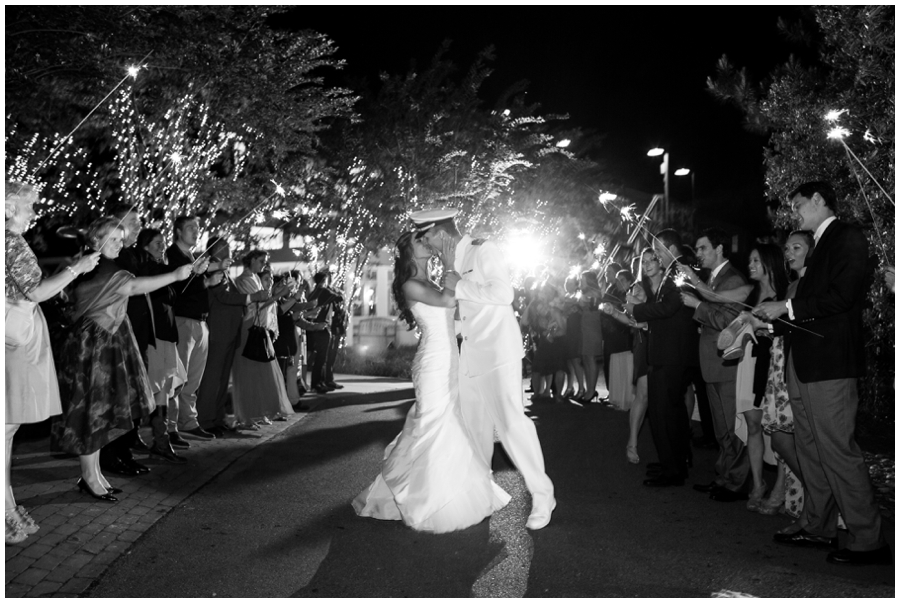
left=755, top=181, right=889, bottom=565
left=624, top=229, right=699, bottom=487
left=679, top=228, right=753, bottom=502
left=306, top=271, right=341, bottom=394
left=195, top=237, right=269, bottom=438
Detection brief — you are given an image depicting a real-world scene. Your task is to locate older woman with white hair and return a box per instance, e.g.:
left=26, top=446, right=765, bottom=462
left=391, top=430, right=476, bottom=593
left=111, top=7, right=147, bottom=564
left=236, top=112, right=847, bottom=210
left=5, top=181, right=101, bottom=544
left=51, top=216, right=193, bottom=505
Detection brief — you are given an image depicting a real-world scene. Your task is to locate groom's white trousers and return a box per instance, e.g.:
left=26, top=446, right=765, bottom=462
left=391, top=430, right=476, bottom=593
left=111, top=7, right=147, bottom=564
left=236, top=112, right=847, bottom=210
left=459, top=360, right=554, bottom=500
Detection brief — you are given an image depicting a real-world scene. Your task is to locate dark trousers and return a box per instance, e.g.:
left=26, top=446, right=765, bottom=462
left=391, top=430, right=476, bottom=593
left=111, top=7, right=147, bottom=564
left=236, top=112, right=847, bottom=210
left=646, top=364, right=692, bottom=480
left=196, top=333, right=241, bottom=430
left=307, top=329, right=331, bottom=388
left=325, top=332, right=341, bottom=384
left=686, top=365, right=716, bottom=442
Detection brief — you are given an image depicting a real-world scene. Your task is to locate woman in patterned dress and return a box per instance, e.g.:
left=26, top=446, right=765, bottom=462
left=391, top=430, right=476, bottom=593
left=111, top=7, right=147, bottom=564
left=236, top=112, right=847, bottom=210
left=52, top=217, right=193, bottom=503
left=4, top=182, right=100, bottom=543
left=750, top=231, right=814, bottom=517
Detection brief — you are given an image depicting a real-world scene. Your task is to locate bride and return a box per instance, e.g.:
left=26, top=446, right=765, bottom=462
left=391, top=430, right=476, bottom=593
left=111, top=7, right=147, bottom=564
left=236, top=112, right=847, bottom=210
left=352, top=232, right=510, bottom=533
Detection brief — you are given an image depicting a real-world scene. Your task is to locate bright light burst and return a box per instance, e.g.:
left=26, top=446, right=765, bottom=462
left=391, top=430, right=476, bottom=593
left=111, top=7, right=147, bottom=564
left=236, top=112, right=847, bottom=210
left=593, top=242, right=605, bottom=257
left=863, top=129, right=880, bottom=144
left=504, top=231, right=543, bottom=274
left=673, top=273, right=689, bottom=288
left=619, top=204, right=636, bottom=222
left=824, top=108, right=847, bottom=122
left=127, top=65, right=141, bottom=79
left=578, top=232, right=586, bottom=240
left=169, top=151, right=183, bottom=164
left=569, top=265, right=582, bottom=279
left=591, top=260, right=601, bottom=270
left=271, top=179, right=286, bottom=197
left=827, top=127, right=850, bottom=140
left=556, top=139, right=571, bottom=148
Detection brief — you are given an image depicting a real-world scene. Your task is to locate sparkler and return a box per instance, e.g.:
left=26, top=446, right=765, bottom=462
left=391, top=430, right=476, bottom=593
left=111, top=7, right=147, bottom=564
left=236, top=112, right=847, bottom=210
left=824, top=111, right=894, bottom=206
left=635, top=223, right=823, bottom=338
left=34, top=52, right=153, bottom=175
left=843, top=145, right=891, bottom=262
left=180, top=180, right=288, bottom=293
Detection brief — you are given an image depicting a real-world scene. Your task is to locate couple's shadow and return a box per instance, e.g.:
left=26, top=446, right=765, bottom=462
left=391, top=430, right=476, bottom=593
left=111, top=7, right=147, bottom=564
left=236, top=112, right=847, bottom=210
left=291, top=446, right=520, bottom=598
left=291, top=505, right=504, bottom=598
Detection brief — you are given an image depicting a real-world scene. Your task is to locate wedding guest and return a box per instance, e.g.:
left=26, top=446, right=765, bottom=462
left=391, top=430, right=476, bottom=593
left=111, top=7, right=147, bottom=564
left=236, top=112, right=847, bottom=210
left=606, top=268, right=637, bottom=410
left=5, top=181, right=100, bottom=543
left=749, top=231, right=813, bottom=518
left=195, top=237, right=269, bottom=438
left=272, top=273, right=317, bottom=410
left=136, top=228, right=187, bottom=463
left=755, top=181, right=889, bottom=565
left=52, top=217, right=192, bottom=503
left=166, top=216, right=213, bottom=445
left=577, top=271, right=604, bottom=403
left=231, top=250, right=293, bottom=428
left=99, top=204, right=152, bottom=476
left=521, top=283, right=567, bottom=402
left=600, top=263, right=631, bottom=403
left=733, top=244, right=789, bottom=512
left=307, top=271, right=338, bottom=394
left=603, top=248, right=661, bottom=463
left=562, top=276, right=586, bottom=399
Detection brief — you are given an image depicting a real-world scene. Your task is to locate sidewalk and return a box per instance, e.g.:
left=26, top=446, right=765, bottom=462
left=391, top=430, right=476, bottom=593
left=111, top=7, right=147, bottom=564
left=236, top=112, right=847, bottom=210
left=5, top=375, right=409, bottom=598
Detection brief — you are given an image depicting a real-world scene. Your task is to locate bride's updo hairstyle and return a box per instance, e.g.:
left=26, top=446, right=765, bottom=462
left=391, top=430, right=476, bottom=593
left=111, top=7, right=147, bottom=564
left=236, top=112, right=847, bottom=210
left=392, top=231, right=419, bottom=331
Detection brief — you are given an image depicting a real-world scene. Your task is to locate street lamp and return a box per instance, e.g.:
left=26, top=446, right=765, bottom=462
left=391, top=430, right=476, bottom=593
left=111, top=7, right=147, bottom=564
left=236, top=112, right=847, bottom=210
left=674, top=167, right=695, bottom=202
left=647, top=148, right=669, bottom=222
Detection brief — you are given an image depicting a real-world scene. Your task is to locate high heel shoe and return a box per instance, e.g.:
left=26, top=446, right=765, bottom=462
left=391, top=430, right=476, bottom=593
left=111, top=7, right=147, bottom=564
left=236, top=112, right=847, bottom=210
left=77, top=478, right=118, bottom=502
left=562, top=388, right=575, bottom=399
left=626, top=445, right=640, bottom=464
left=718, top=316, right=757, bottom=360
left=746, top=481, right=768, bottom=512
left=106, top=486, right=124, bottom=495
left=14, top=506, right=39, bottom=535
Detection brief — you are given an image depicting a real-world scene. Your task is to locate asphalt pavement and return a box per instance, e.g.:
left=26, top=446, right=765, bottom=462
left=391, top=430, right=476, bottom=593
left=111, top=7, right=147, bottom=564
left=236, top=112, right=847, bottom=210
left=84, top=378, right=894, bottom=598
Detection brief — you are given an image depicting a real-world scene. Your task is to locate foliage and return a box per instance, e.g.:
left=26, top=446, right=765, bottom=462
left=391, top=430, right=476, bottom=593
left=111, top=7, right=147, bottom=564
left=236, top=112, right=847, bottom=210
left=6, top=5, right=357, bottom=224
left=707, top=5, right=894, bottom=426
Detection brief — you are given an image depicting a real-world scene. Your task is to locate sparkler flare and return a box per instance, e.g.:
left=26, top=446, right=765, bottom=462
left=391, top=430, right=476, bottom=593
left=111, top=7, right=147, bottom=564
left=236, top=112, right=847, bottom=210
left=593, top=242, right=605, bottom=257
left=619, top=204, right=636, bottom=222
left=169, top=151, right=183, bottom=164
left=127, top=65, right=142, bottom=79
left=827, top=126, right=850, bottom=140
left=863, top=129, right=880, bottom=145
left=673, top=273, right=689, bottom=288
left=569, top=265, right=582, bottom=279
left=578, top=233, right=586, bottom=240
left=824, top=108, right=847, bottom=122
left=271, top=180, right=286, bottom=197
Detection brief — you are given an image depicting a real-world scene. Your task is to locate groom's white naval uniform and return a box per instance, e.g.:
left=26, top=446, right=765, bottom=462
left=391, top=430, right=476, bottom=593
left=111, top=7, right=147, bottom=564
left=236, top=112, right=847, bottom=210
left=410, top=209, right=555, bottom=529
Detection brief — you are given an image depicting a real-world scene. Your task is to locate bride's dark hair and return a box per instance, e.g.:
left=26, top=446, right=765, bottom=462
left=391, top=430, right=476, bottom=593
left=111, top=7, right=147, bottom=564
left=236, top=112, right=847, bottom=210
left=392, top=231, right=420, bottom=330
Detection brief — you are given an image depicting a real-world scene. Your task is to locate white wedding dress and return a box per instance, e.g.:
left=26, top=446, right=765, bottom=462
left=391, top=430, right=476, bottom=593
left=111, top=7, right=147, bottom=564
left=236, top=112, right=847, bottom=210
left=352, top=301, right=510, bottom=533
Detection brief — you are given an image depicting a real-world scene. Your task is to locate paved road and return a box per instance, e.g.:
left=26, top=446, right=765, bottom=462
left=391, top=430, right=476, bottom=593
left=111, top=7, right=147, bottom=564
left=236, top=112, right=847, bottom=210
left=89, top=382, right=894, bottom=598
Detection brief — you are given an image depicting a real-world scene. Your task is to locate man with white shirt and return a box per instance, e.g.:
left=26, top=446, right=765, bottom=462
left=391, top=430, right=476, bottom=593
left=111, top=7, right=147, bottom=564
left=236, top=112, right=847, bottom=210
left=754, top=181, right=889, bottom=566
left=413, top=209, right=555, bottom=530
left=678, top=228, right=753, bottom=502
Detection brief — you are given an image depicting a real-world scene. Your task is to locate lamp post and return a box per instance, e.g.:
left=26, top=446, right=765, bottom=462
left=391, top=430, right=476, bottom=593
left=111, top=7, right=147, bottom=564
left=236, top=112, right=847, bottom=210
left=647, top=147, right=669, bottom=223
left=674, top=167, right=694, bottom=202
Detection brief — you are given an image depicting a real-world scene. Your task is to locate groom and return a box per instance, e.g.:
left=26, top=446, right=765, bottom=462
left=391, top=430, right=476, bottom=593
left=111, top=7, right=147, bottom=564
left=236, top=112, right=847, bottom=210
left=411, top=209, right=556, bottom=530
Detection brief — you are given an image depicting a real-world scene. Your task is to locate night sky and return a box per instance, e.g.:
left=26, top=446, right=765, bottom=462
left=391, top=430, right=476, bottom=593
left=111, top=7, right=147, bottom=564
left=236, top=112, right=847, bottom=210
left=284, top=6, right=804, bottom=211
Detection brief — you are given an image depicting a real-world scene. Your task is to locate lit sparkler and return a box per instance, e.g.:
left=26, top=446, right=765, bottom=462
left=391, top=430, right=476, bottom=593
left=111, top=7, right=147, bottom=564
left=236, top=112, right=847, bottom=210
left=34, top=52, right=153, bottom=174
left=824, top=108, right=847, bottom=122
left=619, top=204, right=636, bottom=222
left=827, top=126, right=850, bottom=140
left=824, top=113, right=894, bottom=206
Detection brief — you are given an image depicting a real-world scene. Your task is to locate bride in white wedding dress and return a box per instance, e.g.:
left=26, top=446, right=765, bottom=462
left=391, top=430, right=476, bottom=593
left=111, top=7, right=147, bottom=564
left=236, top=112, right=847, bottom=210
left=352, top=232, right=510, bottom=533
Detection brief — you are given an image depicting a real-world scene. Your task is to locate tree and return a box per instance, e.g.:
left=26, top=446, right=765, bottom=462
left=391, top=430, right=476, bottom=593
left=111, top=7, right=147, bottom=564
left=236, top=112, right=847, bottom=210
left=707, top=6, right=894, bottom=437
left=6, top=6, right=357, bottom=225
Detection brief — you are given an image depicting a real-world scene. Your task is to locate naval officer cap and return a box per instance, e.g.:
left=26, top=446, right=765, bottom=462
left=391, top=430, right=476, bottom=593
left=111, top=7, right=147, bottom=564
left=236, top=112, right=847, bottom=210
left=409, top=208, right=459, bottom=233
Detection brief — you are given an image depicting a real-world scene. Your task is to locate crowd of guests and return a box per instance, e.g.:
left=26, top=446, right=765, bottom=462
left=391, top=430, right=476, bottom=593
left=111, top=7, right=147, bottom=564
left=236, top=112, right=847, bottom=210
left=517, top=181, right=891, bottom=566
left=5, top=181, right=346, bottom=543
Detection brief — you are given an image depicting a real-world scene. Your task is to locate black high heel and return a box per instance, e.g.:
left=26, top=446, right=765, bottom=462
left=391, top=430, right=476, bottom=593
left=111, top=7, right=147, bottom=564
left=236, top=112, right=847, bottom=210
left=77, top=478, right=118, bottom=502
left=106, top=486, right=123, bottom=495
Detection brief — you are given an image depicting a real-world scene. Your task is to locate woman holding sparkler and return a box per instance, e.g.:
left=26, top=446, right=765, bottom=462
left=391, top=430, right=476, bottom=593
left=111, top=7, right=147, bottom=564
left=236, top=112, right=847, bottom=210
left=231, top=251, right=294, bottom=428
left=745, top=231, right=813, bottom=518
left=5, top=182, right=101, bottom=543
left=732, top=244, right=789, bottom=512
left=52, top=217, right=193, bottom=503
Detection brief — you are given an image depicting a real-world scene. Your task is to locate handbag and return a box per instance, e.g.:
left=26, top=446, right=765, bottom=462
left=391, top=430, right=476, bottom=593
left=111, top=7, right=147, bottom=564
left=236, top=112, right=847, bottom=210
left=243, top=303, right=276, bottom=362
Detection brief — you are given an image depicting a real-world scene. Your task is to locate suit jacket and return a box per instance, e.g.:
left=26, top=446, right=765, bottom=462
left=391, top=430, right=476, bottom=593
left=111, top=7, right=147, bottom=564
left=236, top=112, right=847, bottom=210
left=206, top=273, right=250, bottom=344
left=693, top=261, right=748, bottom=383
left=115, top=246, right=155, bottom=353
left=785, top=220, right=868, bottom=382
left=454, top=235, right=524, bottom=377
left=630, top=258, right=698, bottom=368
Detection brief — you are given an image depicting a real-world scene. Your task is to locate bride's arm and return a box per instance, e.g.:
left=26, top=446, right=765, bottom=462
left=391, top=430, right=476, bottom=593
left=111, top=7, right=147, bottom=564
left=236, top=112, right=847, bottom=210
left=402, top=280, right=456, bottom=308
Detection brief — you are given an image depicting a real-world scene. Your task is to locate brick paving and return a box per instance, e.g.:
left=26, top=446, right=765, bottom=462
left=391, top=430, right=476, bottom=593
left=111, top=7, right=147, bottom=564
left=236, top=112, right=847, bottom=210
left=4, top=377, right=390, bottom=598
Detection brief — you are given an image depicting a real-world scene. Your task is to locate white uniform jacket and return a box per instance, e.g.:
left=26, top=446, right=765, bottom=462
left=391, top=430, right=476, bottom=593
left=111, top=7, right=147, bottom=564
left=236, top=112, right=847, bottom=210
left=454, top=235, right=524, bottom=377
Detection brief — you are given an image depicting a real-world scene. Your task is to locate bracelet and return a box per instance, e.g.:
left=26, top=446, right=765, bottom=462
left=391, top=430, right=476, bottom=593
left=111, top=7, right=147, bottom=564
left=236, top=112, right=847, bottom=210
left=66, top=266, right=79, bottom=278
